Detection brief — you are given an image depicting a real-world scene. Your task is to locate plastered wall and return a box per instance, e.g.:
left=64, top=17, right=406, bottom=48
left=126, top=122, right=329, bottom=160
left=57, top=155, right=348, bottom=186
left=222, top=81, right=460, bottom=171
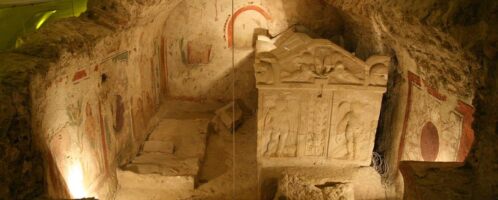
left=163, top=0, right=341, bottom=100
left=29, top=18, right=168, bottom=199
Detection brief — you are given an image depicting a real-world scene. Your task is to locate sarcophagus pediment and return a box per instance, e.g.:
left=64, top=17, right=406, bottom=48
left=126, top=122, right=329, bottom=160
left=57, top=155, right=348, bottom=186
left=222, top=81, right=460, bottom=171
left=255, top=31, right=389, bottom=167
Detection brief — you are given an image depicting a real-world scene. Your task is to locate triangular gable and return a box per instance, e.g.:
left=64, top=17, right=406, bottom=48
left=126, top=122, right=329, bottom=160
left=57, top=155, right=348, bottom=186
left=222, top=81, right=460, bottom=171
left=255, top=31, right=389, bottom=87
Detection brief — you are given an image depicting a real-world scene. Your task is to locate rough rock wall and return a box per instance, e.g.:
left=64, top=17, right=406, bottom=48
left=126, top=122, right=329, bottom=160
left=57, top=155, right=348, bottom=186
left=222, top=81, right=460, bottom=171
left=320, top=0, right=496, bottom=199
left=0, top=54, right=44, bottom=199
left=397, top=1, right=498, bottom=198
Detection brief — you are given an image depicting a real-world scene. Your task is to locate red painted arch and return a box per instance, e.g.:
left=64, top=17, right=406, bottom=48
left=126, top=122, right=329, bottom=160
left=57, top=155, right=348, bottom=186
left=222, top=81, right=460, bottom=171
left=226, top=5, right=272, bottom=48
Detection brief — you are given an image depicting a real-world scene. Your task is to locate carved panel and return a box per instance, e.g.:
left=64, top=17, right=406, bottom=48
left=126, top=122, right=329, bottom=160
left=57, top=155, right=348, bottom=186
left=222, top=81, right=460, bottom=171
left=255, top=31, right=387, bottom=167
left=258, top=90, right=335, bottom=159
left=257, top=90, right=382, bottom=166
left=300, top=91, right=333, bottom=157
left=328, top=91, right=382, bottom=163
left=254, top=31, right=388, bottom=88
left=258, top=91, right=300, bottom=157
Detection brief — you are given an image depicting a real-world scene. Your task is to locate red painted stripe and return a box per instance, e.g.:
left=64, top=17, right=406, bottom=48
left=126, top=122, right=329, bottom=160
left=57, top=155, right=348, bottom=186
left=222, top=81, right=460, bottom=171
left=72, top=69, right=88, bottom=82
left=456, top=100, right=474, bottom=162
left=226, top=5, right=272, bottom=48
left=422, top=80, right=447, bottom=101
left=407, top=71, right=421, bottom=86
left=398, top=72, right=419, bottom=161
left=400, top=71, right=473, bottom=163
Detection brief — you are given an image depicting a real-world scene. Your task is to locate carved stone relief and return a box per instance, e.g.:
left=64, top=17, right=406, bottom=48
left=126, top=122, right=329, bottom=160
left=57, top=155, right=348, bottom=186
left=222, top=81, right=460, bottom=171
left=255, top=31, right=388, bottom=87
left=366, top=55, right=389, bottom=86
left=254, top=52, right=276, bottom=84
left=255, top=31, right=387, bottom=167
left=328, top=91, right=381, bottom=163
left=300, top=91, right=333, bottom=157
left=259, top=92, right=300, bottom=157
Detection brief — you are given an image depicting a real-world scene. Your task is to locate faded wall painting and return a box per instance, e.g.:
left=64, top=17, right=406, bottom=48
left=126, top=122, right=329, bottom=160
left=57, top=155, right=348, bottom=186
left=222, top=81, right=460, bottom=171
left=399, top=72, right=474, bottom=162
left=31, top=43, right=166, bottom=198
left=164, top=0, right=340, bottom=100
left=255, top=31, right=388, bottom=167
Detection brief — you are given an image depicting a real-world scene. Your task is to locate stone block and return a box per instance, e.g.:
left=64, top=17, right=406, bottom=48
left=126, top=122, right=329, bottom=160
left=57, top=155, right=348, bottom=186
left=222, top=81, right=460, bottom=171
left=211, top=101, right=243, bottom=134
left=143, top=140, right=174, bottom=154
left=254, top=31, right=387, bottom=167
left=273, top=173, right=354, bottom=200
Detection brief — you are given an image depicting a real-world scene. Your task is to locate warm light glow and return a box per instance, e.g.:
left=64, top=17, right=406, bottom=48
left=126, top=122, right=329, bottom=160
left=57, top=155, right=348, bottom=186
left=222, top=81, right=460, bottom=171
left=67, top=162, right=87, bottom=199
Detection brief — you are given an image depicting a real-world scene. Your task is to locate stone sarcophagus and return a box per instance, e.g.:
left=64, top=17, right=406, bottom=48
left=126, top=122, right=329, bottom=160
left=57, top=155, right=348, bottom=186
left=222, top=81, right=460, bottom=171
left=255, top=31, right=389, bottom=167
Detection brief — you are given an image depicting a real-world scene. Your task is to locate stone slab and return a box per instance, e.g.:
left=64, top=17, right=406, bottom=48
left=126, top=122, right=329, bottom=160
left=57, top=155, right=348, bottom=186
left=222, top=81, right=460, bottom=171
left=148, top=119, right=209, bottom=158
left=143, top=140, right=175, bottom=154
left=116, top=169, right=194, bottom=199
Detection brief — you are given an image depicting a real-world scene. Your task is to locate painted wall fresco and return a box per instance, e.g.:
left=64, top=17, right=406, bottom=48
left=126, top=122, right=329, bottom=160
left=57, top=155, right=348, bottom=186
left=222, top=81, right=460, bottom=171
left=31, top=36, right=166, bottom=198
left=163, top=0, right=341, bottom=101
left=399, top=72, right=474, bottom=162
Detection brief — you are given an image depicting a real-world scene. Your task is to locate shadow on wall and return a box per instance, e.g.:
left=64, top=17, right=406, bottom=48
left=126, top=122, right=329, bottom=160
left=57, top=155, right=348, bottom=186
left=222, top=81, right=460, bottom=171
left=278, top=0, right=344, bottom=39
left=163, top=0, right=347, bottom=101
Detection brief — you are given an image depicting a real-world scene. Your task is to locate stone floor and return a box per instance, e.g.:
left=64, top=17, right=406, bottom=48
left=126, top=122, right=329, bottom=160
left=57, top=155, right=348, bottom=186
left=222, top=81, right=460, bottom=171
left=114, top=99, right=389, bottom=200
left=115, top=99, right=218, bottom=200
left=114, top=99, right=259, bottom=200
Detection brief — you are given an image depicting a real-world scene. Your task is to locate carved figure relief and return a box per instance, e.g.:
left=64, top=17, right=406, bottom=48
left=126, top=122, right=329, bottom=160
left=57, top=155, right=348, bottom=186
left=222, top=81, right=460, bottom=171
left=279, top=48, right=366, bottom=84
left=327, top=61, right=363, bottom=85
left=255, top=31, right=386, bottom=167
left=329, top=100, right=377, bottom=161
left=335, top=103, right=357, bottom=159
left=280, top=52, right=317, bottom=83
left=261, top=92, right=299, bottom=157
left=255, top=31, right=386, bottom=87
